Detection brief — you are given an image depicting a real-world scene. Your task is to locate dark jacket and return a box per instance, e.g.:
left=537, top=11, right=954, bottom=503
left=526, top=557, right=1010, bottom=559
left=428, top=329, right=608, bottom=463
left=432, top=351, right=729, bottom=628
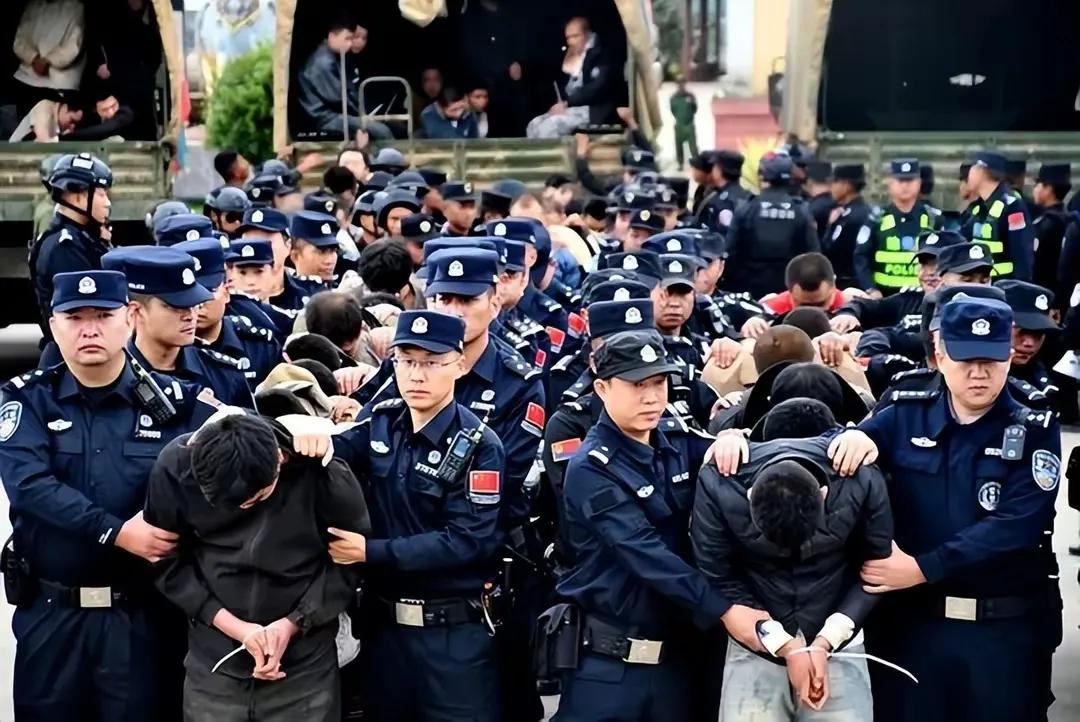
left=420, top=104, right=479, bottom=139
left=691, top=434, right=893, bottom=660
left=563, top=35, right=615, bottom=124
left=298, top=43, right=356, bottom=136
left=145, top=424, right=371, bottom=679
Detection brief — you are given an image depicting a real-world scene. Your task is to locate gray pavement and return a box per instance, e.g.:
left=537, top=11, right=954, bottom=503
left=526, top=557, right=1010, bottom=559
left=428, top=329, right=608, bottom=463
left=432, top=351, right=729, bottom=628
left=0, top=321, right=1077, bottom=721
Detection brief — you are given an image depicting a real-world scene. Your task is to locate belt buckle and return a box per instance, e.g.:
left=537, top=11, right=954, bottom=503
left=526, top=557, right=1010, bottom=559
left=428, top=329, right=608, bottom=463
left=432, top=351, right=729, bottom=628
left=395, top=600, right=425, bottom=627
left=944, top=596, right=977, bottom=621
left=79, top=587, right=112, bottom=609
left=623, top=638, right=663, bottom=665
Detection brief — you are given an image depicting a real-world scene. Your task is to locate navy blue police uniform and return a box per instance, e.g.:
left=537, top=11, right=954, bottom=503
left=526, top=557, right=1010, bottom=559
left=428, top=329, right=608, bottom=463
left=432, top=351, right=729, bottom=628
left=547, top=330, right=730, bottom=721
left=858, top=297, right=1062, bottom=722
left=238, top=207, right=328, bottom=319
left=174, top=238, right=282, bottom=387
left=333, top=310, right=506, bottom=721
left=0, top=270, right=216, bottom=721
left=821, top=163, right=877, bottom=290
left=225, top=238, right=294, bottom=339
left=697, top=151, right=752, bottom=234
left=102, top=247, right=255, bottom=409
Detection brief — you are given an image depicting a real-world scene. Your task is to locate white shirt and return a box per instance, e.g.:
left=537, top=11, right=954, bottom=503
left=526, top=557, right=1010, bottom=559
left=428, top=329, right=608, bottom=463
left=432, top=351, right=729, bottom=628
left=12, top=0, right=86, bottom=91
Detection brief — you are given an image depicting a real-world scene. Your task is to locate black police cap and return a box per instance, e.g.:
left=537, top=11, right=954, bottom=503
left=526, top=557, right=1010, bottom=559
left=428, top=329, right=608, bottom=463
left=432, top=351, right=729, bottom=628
left=833, top=164, right=865, bottom=184
left=593, top=330, right=679, bottom=382
left=1036, top=164, right=1071, bottom=186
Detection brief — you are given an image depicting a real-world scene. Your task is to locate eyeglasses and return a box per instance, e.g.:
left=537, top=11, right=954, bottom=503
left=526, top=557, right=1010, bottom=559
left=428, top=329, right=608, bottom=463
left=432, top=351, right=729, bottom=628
left=390, top=357, right=457, bottom=372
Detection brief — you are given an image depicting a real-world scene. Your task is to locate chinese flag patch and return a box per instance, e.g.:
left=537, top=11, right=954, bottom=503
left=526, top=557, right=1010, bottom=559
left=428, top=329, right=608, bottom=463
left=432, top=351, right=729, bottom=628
left=469, top=470, right=500, bottom=495
left=567, top=313, right=586, bottom=337
left=1008, top=212, right=1026, bottom=231
left=551, top=437, right=583, bottom=462
left=521, top=402, right=546, bottom=436
left=546, top=326, right=566, bottom=353
left=534, top=349, right=548, bottom=368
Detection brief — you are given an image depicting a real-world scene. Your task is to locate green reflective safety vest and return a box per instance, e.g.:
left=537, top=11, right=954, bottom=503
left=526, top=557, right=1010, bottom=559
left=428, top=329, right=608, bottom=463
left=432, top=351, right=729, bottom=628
left=872, top=204, right=934, bottom=290
left=965, top=198, right=1015, bottom=276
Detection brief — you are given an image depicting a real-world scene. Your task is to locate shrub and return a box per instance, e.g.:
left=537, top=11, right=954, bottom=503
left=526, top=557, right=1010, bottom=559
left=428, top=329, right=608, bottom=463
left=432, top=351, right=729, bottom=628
left=206, top=43, right=274, bottom=161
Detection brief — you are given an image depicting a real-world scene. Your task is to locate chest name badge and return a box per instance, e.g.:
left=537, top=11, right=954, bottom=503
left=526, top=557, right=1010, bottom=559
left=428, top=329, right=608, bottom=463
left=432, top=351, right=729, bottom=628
left=370, top=440, right=390, bottom=454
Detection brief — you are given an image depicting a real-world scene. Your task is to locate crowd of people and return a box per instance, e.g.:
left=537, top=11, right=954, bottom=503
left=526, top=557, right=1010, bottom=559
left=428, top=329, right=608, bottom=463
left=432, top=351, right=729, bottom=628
left=4, top=0, right=160, bottom=142
left=1, top=101, right=1079, bottom=722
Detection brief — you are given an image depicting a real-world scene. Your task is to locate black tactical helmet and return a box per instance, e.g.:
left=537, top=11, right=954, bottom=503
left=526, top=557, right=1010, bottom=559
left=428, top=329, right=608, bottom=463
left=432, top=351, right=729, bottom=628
left=206, top=185, right=251, bottom=213
left=45, top=152, right=113, bottom=196
left=145, top=200, right=192, bottom=231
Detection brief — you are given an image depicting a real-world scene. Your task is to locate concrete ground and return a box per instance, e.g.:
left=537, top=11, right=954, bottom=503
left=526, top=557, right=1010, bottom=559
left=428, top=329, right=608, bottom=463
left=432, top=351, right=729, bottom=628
left=0, top=321, right=1077, bottom=720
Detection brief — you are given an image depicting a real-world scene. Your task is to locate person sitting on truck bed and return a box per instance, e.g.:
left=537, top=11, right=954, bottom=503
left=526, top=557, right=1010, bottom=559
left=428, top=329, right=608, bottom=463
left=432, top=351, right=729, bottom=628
left=7, top=95, right=82, bottom=142
left=11, top=0, right=86, bottom=117
left=420, top=86, right=479, bottom=140
left=63, top=81, right=135, bottom=141
left=297, top=14, right=393, bottom=141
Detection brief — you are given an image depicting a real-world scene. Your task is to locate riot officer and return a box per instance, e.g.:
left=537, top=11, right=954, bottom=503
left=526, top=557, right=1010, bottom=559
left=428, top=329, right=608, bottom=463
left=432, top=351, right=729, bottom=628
left=544, top=329, right=766, bottom=721
left=724, top=154, right=819, bottom=299
left=238, top=206, right=328, bottom=319
left=204, top=185, right=251, bottom=238
left=866, top=158, right=939, bottom=296
left=0, top=270, right=214, bottom=721
left=838, top=296, right=1062, bottom=722
left=961, top=150, right=1035, bottom=280
left=1030, top=163, right=1071, bottom=299
left=29, top=152, right=113, bottom=342
left=822, top=163, right=876, bottom=291
left=698, top=150, right=752, bottom=234
left=173, top=238, right=282, bottom=388
left=102, top=247, right=255, bottom=409
left=329, top=310, right=506, bottom=722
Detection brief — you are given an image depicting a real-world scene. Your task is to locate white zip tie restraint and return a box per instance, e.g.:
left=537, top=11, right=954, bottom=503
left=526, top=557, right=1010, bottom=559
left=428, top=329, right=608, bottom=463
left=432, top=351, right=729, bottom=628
left=788, top=646, right=919, bottom=685
left=211, top=626, right=267, bottom=674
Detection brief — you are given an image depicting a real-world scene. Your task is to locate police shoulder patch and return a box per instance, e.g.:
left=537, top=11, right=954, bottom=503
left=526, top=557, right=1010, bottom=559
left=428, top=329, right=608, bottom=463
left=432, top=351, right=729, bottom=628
left=0, top=400, right=23, bottom=441
left=372, top=398, right=405, bottom=413
left=1031, top=449, right=1060, bottom=491
left=890, top=367, right=934, bottom=383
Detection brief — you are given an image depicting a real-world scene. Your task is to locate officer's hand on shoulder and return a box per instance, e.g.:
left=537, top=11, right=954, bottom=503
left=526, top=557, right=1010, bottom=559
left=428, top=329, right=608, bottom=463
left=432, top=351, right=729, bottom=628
left=115, top=510, right=179, bottom=564
left=814, top=332, right=849, bottom=368
left=830, top=314, right=861, bottom=334
left=708, top=428, right=751, bottom=476
left=334, top=364, right=377, bottom=396
left=708, top=337, right=743, bottom=368
left=827, top=429, right=878, bottom=476
left=293, top=433, right=331, bottom=461
left=741, top=316, right=771, bottom=340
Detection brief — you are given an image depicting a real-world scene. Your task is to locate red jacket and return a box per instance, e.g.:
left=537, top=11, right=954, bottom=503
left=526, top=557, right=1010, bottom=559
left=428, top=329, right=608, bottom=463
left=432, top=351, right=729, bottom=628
left=763, top=289, right=846, bottom=315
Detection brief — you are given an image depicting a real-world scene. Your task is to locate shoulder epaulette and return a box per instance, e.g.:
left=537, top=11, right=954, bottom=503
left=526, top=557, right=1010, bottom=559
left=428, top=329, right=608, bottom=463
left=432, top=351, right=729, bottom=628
left=372, top=398, right=404, bottom=413
left=227, top=316, right=277, bottom=343
left=890, top=389, right=940, bottom=402
left=200, top=347, right=244, bottom=369
left=552, top=355, right=575, bottom=373
left=4, top=366, right=58, bottom=391
left=500, top=347, right=538, bottom=379
left=1015, top=407, right=1054, bottom=429
left=543, top=299, right=562, bottom=312
left=1008, top=376, right=1047, bottom=403
left=889, top=366, right=934, bottom=383
left=1005, top=194, right=1018, bottom=206
left=563, top=401, right=584, bottom=412
left=588, top=447, right=610, bottom=464
left=898, top=285, right=920, bottom=294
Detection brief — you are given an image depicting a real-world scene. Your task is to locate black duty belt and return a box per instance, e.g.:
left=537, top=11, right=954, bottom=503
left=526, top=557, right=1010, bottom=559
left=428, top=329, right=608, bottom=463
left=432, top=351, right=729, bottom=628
left=380, top=596, right=483, bottom=628
left=582, top=615, right=665, bottom=665
left=38, top=579, right=136, bottom=609
left=931, top=593, right=1046, bottom=622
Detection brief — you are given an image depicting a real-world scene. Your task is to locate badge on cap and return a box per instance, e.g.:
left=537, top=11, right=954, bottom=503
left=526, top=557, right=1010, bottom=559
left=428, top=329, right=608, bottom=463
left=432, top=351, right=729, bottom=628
left=78, top=276, right=97, bottom=294
left=625, top=307, right=643, bottom=324
left=668, top=260, right=682, bottom=274
left=624, top=191, right=634, bottom=203
left=252, top=210, right=264, bottom=223
left=448, top=260, right=464, bottom=277
left=972, top=318, right=990, bottom=336
left=925, top=233, right=939, bottom=245
left=411, top=317, right=429, bottom=334
left=420, top=220, right=432, bottom=233
left=622, top=256, right=639, bottom=270
left=494, top=223, right=506, bottom=236
left=251, top=188, right=261, bottom=199
left=970, top=245, right=985, bottom=259
left=614, top=287, right=631, bottom=302
left=1035, top=294, right=1049, bottom=311
left=180, top=268, right=194, bottom=286
left=325, top=201, right=334, bottom=212
left=665, top=239, right=681, bottom=251
left=321, top=223, right=332, bottom=235
left=632, top=150, right=642, bottom=162
left=640, top=210, right=651, bottom=221
left=901, top=162, right=912, bottom=173
left=463, top=182, right=473, bottom=194
left=241, top=245, right=255, bottom=258
left=193, top=257, right=202, bottom=272
left=640, top=345, right=658, bottom=363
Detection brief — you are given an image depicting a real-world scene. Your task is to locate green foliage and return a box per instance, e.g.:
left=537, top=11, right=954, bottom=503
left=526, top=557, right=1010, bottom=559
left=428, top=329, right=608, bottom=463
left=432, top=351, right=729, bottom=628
left=652, top=0, right=684, bottom=75
left=207, top=44, right=274, bottom=161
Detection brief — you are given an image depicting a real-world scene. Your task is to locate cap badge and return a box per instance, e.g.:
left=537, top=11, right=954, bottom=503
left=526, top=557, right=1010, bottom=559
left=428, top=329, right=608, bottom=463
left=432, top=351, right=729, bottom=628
left=925, top=233, right=939, bottom=245
left=185, top=229, right=200, bottom=241
left=193, top=258, right=202, bottom=271
left=448, top=260, right=465, bottom=277
left=669, top=260, right=683, bottom=274
left=972, top=318, right=990, bottom=336
left=622, top=256, right=639, bottom=270
left=624, top=191, right=634, bottom=203
left=251, top=188, right=261, bottom=198
left=321, top=223, right=332, bottom=235
left=640, top=210, right=651, bottom=221
left=494, top=223, right=506, bottom=236
left=463, top=182, right=473, bottom=194
left=182, top=268, right=196, bottom=286
left=241, top=245, right=255, bottom=258
left=252, top=210, right=264, bottom=223
left=640, top=345, right=658, bottom=363
left=1035, top=294, right=1049, bottom=311
left=632, top=150, right=642, bottom=162
left=970, top=245, right=985, bottom=259
left=77, top=276, right=96, bottom=295
left=901, top=162, right=912, bottom=173
left=666, top=239, right=681, bottom=251
left=613, top=288, right=631, bottom=302
left=411, top=317, right=429, bottom=334
left=625, top=307, right=643, bottom=324
left=420, top=220, right=432, bottom=233
left=325, top=201, right=334, bottom=212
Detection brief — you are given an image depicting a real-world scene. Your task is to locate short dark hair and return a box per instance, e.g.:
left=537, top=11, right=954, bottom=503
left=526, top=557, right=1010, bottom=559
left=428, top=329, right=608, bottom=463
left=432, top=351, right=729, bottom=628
left=785, top=252, right=835, bottom=291
left=750, top=459, right=823, bottom=549
left=214, top=151, right=239, bottom=181
left=438, top=86, right=466, bottom=107
left=292, top=358, right=339, bottom=397
left=771, top=362, right=845, bottom=415
left=191, top=415, right=280, bottom=508
left=323, top=166, right=357, bottom=196
left=782, top=307, right=832, bottom=339
left=465, top=80, right=488, bottom=94
left=546, top=174, right=572, bottom=189
left=359, top=239, right=413, bottom=294
left=303, top=293, right=366, bottom=350
left=761, top=398, right=837, bottom=440
left=284, top=333, right=345, bottom=371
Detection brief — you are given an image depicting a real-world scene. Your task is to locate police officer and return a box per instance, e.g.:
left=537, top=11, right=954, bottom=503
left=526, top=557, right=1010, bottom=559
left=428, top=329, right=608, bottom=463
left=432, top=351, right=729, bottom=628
left=155, top=213, right=216, bottom=247
left=836, top=296, right=1062, bottom=722
left=289, top=210, right=341, bottom=284
left=29, top=152, right=114, bottom=343
left=238, top=206, right=328, bottom=319
left=961, top=151, right=1035, bottom=280
left=204, top=185, right=251, bottom=238
left=441, top=181, right=481, bottom=237
left=995, top=280, right=1060, bottom=400
left=698, top=150, right=752, bottom=234
left=1030, top=163, right=1071, bottom=298
left=223, top=238, right=293, bottom=339
left=329, top=310, right=506, bottom=721
left=546, top=329, right=763, bottom=721
left=0, top=270, right=215, bottom=721
left=822, top=163, right=877, bottom=291
left=490, top=218, right=575, bottom=340
left=724, top=154, right=819, bottom=299
left=866, top=159, right=939, bottom=296
left=102, top=247, right=255, bottom=409
left=174, top=238, right=282, bottom=388
left=805, top=160, right=835, bottom=239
